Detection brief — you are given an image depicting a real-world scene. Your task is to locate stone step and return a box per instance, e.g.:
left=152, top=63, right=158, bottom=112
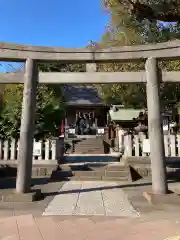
left=75, top=144, right=103, bottom=148
left=59, top=164, right=90, bottom=171
left=63, top=156, right=120, bottom=163
left=102, top=176, right=129, bottom=181
left=51, top=169, right=130, bottom=181
left=53, top=169, right=129, bottom=176
left=76, top=147, right=103, bottom=149
left=75, top=145, right=103, bottom=148
left=72, top=176, right=102, bottom=181
left=73, top=138, right=104, bottom=154
left=105, top=170, right=130, bottom=177
left=73, top=170, right=104, bottom=177
left=74, top=152, right=104, bottom=154
left=106, top=165, right=129, bottom=171
left=59, top=162, right=110, bottom=171
left=75, top=148, right=103, bottom=151
left=75, top=150, right=103, bottom=153
left=76, top=140, right=103, bottom=142
left=51, top=170, right=73, bottom=178
left=52, top=170, right=104, bottom=179
left=72, top=176, right=129, bottom=181
left=75, top=146, right=103, bottom=149
left=75, top=141, right=103, bottom=144
left=74, top=150, right=104, bottom=154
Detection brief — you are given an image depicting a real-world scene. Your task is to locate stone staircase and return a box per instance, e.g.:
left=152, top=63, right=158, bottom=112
left=73, top=137, right=104, bottom=154
left=51, top=162, right=131, bottom=182
left=2, top=214, right=180, bottom=240
left=65, top=137, right=105, bottom=154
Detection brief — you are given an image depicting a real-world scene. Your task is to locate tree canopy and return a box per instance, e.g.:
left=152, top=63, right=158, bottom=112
left=104, top=0, right=180, bottom=23
left=0, top=63, right=69, bottom=140
left=0, top=62, right=87, bottom=140
left=0, top=83, right=65, bottom=140
left=94, top=0, right=180, bottom=109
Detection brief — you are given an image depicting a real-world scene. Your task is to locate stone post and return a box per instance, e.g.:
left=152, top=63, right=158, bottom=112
left=103, top=127, right=110, bottom=154
left=145, top=57, right=168, bottom=194
left=16, top=59, right=38, bottom=193
left=56, top=136, right=65, bottom=165
left=115, top=125, right=119, bottom=152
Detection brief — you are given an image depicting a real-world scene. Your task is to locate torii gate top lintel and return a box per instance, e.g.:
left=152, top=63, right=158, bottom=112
left=1, top=40, right=180, bottom=62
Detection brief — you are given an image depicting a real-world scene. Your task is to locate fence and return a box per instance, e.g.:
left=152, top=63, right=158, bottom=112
left=122, top=133, right=180, bottom=157
left=1, top=134, right=180, bottom=165
left=0, top=138, right=59, bottom=165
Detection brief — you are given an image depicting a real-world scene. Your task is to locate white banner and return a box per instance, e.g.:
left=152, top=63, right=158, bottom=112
left=33, top=142, right=42, bottom=156
left=143, top=139, right=150, bottom=153
left=97, top=128, right=104, bottom=134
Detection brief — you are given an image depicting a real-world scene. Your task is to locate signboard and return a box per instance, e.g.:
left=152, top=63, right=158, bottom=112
left=163, top=124, right=169, bottom=131
left=143, top=139, right=150, bottom=153
left=97, top=128, right=104, bottom=134
left=68, top=128, right=75, bottom=134
left=33, top=142, right=42, bottom=156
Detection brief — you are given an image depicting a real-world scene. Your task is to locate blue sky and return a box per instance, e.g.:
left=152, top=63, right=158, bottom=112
left=1, top=0, right=109, bottom=47
left=0, top=0, right=109, bottom=72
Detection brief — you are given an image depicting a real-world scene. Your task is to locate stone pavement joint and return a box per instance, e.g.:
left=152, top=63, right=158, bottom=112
left=42, top=181, right=139, bottom=217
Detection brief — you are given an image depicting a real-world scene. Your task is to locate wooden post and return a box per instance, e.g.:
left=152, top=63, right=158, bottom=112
left=146, top=57, right=168, bottom=194
left=16, top=59, right=38, bottom=193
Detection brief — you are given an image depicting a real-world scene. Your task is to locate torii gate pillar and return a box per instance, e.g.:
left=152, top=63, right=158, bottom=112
left=16, top=59, right=38, bottom=193
left=146, top=57, right=168, bottom=194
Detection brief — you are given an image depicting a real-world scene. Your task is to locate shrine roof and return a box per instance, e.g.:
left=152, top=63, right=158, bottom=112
left=63, top=85, right=105, bottom=106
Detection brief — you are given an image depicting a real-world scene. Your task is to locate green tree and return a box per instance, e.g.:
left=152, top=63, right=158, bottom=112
left=0, top=83, right=65, bottom=140
left=95, top=0, right=180, bottom=108
left=0, top=62, right=86, bottom=140
left=103, top=1, right=180, bottom=24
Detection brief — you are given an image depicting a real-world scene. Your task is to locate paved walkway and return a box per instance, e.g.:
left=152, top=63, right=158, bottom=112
left=1, top=180, right=180, bottom=239
left=42, top=181, right=139, bottom=217
left=1, top=214, right=180, bottom=239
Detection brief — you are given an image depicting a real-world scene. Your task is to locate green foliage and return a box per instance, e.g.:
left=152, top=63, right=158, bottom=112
left=0, top=83, right=65, bottom=140
left=0, top=62, right=87, bottom=140
left=0, top=85, right=23, bottom=139
left=98, top=0, right=180, bottom=108
left=102, top=0, right=180, bottom=45
left=95, top=61, right=146, bottom=108
left=34, top=85, right=65, bottom=140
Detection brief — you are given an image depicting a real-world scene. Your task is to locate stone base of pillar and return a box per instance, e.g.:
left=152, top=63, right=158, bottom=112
left=143, top=190, right=178, bottom=205
left=0, top=189, right=42, bottom=202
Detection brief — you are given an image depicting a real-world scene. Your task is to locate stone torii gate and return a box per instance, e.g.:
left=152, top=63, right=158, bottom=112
left=1, top=41, right=180, bottom=195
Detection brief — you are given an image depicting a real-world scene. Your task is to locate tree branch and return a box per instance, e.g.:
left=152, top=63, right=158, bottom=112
left=115, top=0, right=180, bottom=22
left=132, top=1, right=180, bottom=22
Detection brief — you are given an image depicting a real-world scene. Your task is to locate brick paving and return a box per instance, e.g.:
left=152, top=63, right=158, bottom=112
left=0, top=214, right=180, bottom=239
left=1, top=179, right=180, bottom=239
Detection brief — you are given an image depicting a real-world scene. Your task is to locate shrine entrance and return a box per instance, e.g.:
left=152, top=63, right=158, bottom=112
left=1, top=41, right=179, bottom=195
left=65, top=106, right=109, bottom=137
left=63, top=84, right=109, bottom=138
